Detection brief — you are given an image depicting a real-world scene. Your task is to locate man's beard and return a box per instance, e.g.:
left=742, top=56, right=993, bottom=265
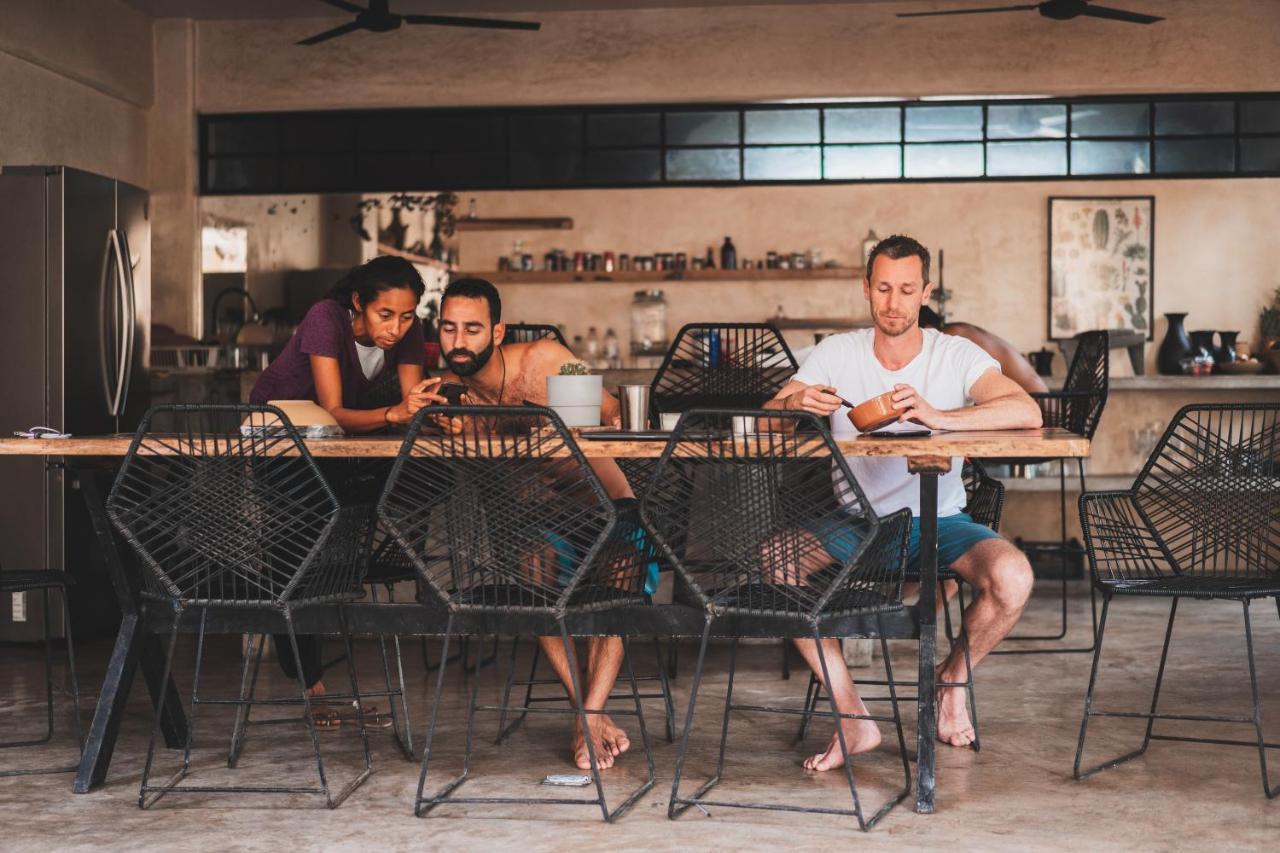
left=872, top=307, right=916, bottom=338
left=445, top=338, right=495, bottom=377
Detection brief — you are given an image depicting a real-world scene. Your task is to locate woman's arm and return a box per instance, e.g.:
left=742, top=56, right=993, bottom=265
left=311, top=354, right=441, bottom=433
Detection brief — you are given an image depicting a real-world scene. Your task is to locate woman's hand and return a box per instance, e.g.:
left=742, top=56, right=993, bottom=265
left=387, top=377, right=446, bottom=424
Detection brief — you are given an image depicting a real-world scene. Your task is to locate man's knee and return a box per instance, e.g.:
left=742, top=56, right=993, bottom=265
left=987, top=547, right=1034, bottom=611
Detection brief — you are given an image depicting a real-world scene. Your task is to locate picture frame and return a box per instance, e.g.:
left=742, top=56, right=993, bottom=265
left=1047, top=196, right=1155, bottom=341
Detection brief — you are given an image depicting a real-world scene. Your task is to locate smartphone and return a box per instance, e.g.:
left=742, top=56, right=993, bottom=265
left=868, top=428, right=932, bottom=438
left=438, top=381, right=468, bottom=405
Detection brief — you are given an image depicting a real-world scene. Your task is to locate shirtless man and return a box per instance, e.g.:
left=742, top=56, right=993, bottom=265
left=763, top=235, right=1041, bottom=769
left=431, top=276, right=638, bottom=772
left=918, top=305, right=1049, bottom=395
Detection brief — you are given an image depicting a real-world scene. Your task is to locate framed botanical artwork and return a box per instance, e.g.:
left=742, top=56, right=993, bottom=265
left=1048, top=196, right=1154, bottom=341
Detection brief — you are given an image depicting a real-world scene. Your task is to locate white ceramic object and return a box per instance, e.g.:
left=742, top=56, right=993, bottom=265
left=546, top=374, right=603, bottom=427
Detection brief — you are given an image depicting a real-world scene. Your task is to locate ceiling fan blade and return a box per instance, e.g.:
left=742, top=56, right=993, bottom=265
left=1079, top=5, right=1163, bottom=24
left=315, top=0, right=365, bottom=13
left=897, top=4, right=1038, bottom=17
left=296, top=21, right=365, bottom=46
left=402, top=14, right=541, bottom=31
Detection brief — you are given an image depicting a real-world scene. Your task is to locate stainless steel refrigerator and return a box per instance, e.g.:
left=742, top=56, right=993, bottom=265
left=0, top=166, right=150, bottom=641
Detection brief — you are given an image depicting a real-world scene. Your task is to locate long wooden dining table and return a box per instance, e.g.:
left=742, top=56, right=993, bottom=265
left=0, top=427, right=1088, bottom=815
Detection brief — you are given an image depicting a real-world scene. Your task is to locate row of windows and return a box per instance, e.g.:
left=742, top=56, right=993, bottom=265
left=201, top=94, right=1280, bottom=193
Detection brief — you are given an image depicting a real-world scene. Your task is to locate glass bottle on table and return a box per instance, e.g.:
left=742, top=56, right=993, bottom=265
left=604, top=328, right=620, bottom=369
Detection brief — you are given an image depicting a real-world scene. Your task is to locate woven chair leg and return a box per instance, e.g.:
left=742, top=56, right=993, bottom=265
left=606, top=637, right=657, bottom=822
left=326, top=604, right=373, bottom=808
left=227, top=632, right=265, bottom=768
left=653, top=638, right=677, bottom=743
left=369, top=584, right=413, bottom=761
left=876, top=615, right=913, bottom=821
left=495, top=638, right=541, bottom=745
left=182, top=608, right=209, bottom=775
left=414, top=620, right=469, bottom=817
left=559, top=622, right=611, bottom=821
left=795, top=671, right=820, bottom=743
left=668, top=622, right=714, bottom=819
left=62, top=589, right=84, bottom=758
left=138, top=605, right=187, bottom=809
left=386, top=585, right=414, bottom=761
left=1242, top=599, right=1279, bottom=799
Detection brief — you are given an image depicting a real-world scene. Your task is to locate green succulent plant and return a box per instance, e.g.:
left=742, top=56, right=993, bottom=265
left=1261, top=286, right=1280, bottom=340
left=557, top=361, right=591, bottom=376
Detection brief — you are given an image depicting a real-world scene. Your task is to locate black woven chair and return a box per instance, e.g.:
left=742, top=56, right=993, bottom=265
left=107, top=404, right=374, bottom=808
left=503, top=323, right=568, bottom=346
left=1074, top=403, right=1280, bottom=798
left=0, top=570, right=84, bottom=777
left=648, top=409, right=913, bottom=831
left=650, top=322, right=798, bottom=417
left=988, top=329, right=1109, bottom=653
left=379, top=405, right=659, bottom=821
left=796, top=461, right=1005, bottom=752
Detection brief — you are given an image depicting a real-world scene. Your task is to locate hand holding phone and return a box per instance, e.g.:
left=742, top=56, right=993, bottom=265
left=438, top=381, right=468, bottom=405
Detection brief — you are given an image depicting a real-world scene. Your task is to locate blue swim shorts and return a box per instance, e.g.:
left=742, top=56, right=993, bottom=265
left=807, top=512, right=1001, bottom=571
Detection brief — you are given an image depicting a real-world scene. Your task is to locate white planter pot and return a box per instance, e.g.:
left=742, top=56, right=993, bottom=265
left=546, top=374, right=603, bottom=427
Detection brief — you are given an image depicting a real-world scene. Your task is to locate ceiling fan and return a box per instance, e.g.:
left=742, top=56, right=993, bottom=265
left=297, top=0, right=541, bottom=46
left=897, top=0, right=1163, bottom=25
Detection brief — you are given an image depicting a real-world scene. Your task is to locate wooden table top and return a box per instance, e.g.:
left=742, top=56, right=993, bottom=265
left=0, top=429, right=1088, bottom=467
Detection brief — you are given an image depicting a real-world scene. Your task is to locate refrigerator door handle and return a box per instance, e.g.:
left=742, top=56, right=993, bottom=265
left=98, top=230, right=118, bottom=415
left=114, top=228, right=137, bottom=419
left=108, top=230, right=130, bottom=418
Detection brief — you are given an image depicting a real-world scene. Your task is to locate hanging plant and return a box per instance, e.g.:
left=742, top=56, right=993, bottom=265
left=349, top=192, right=458, bottom=243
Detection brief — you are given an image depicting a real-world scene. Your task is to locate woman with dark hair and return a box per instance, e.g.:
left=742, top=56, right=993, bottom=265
left=250, top=256, right=444, bottom=715
left=250, top=255, right=443, bottom=430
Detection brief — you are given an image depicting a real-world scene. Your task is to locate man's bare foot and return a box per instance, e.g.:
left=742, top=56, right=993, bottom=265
left=599, top=715, right=630, bottom=758
left=936, top=682, right=975, bottom=748
left=572, top=715, right=615, bottom=771
left=802, top=718, right=881, bottom=772
left=307, top=681, right=326, bottom=699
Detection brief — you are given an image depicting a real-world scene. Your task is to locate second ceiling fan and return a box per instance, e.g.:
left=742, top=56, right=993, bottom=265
left=298, top=0, right=541, bottom=46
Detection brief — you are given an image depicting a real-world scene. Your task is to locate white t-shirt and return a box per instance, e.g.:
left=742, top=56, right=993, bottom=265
left=354, top=340, right=387, bottom=380
left=793, top=328, right=1000, bottom=518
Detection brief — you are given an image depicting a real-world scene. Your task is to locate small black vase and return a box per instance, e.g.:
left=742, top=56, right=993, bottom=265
left=1157, top=312, right=1192, bottom=375
left=1215, top=330, right=1240, bottom=366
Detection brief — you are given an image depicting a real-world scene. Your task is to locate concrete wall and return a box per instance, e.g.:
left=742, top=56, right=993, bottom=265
left=0, top=0, right=152, bottom=187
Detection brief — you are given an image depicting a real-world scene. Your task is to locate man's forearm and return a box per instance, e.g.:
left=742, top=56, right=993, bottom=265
left=934, top=395, right=1043, bottom=431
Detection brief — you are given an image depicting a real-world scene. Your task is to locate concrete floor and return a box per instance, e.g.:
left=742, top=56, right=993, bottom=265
left=3, top=586, right=1280, bottom=852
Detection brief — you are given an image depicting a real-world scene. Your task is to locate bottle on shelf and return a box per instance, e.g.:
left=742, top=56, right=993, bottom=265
left=604, top=328, right=621, bottom=369
left=510, top=238, right=525, bottom=272
left=720, top=237, right=737, bottom=270
left=585, top=326, right=602, bottom=364
left=571, top=334, right=585, bottom=358
left=704, top=246, right=716, bottom=269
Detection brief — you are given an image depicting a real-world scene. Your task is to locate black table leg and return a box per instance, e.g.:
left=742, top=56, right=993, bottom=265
left=915, top=470, right=940, bottom=814
left=71, top=467, right=187, bottom=793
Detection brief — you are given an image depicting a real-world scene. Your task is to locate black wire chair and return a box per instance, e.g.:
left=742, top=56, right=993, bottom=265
left=796, top=461, right=1005, bottom=752
left=0, top=570, right=84, bottom=777
left=1074, top=403, right=1280, bottom=798
left=648, top=409, right=913, bottom=831
left=504, top=323, right=568, bottom=346
left=379, top=405, right=659, bottom=821
left=228, top=460, right=415, bottom=763
left=988, top=329, right=1109, bottom=653
left=650, top=322, right=798, bottom=417
left=107, top=404, right=374, bottom=808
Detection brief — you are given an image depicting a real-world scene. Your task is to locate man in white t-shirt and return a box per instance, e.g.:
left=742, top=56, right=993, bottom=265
left=764, top=235, right=1041, bottom=772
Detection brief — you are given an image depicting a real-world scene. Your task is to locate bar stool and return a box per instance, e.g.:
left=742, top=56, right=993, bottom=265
left=0, top=570, right=83, bottom=777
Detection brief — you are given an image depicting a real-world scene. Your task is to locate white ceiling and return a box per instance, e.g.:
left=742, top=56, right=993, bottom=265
left=123, top=0, right=907, bottom=19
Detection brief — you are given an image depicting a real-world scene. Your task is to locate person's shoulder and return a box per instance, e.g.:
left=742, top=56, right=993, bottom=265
left=511, top=336, right=575, bottom=375
left=931, top=327, right=987, bottom=356
left=818, top=328, right=872, bottom=352
left=302, top=298, right=347, bottom=327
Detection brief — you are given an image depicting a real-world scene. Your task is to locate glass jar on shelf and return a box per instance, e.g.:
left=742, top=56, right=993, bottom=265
left=630, top=289, right=668, bottom=358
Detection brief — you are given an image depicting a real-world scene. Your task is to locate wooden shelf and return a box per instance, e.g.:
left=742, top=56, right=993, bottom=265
left=377, top=243, right=453, bottom=271
left=452, top=266, right=864, bottom=285
left=453, top=216, right=573, bottom=232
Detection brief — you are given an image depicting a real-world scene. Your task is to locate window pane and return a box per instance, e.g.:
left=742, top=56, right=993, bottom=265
left=986, top=141, right=1067, bottom=176
left=905, top=106, right=982, bottom=142
left=987, top=104, right=1066, bottom=139
left=1070, top=103, right=1149, bottom=138
left=431, top=115, right=506, bottom=151
left=1240, top=100, right=1280, bottom=134
left=357, top=152, right=434, bottom=191
left=665, top=148, right=740, bottom=181
left=744, top=109, right=819, bottom=144
left=824, top=107, right=900, bottom=143
left=585, top=149, right=661, bottom=184
left=357, top=115, right=435, bottom=152
left=205, top=157, right=277, bottom=192
left=1241, top=137, right=1280, bottom=172
left=587, top=112, right=659, bottom=147
left=278, top=116, right=353, bottom=152
left=205, top=119, right=276, bottom=155
left=510, top=151, right=582, bottom=186
left=434, top=151, right=507, bottom=187
left=1155, top=100, right=1233, bottom=136
left=824, top=145, right=900, bottom=179
left=510, top=114, right=581, bottom=151
left=280, top=154, right=354, bottom=191
left=1070, top=140, right=1150, bottom=174
left=1155, top=139, right=1235, bottom=173
left=744, top=146, right=820, bottom=180
left=904, top=143, right=983, bottom=177
left=666, top=111, right=739, bottom=145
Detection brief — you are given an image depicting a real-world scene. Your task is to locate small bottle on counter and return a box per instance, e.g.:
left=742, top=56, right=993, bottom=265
left=705, top=246, right=716, bottom=269
left=604, top=328, right=620, bottom=369
left=604, top=251, right=616, bottom=273
left=720, top=237, right=737, bottom=270
left=585, top=326, right=601, bottom=362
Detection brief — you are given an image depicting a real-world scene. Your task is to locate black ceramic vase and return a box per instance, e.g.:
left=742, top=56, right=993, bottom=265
left=1215, top=330, right=1240, bottom=366
left=1157, top=312, right=1193, bottom=375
